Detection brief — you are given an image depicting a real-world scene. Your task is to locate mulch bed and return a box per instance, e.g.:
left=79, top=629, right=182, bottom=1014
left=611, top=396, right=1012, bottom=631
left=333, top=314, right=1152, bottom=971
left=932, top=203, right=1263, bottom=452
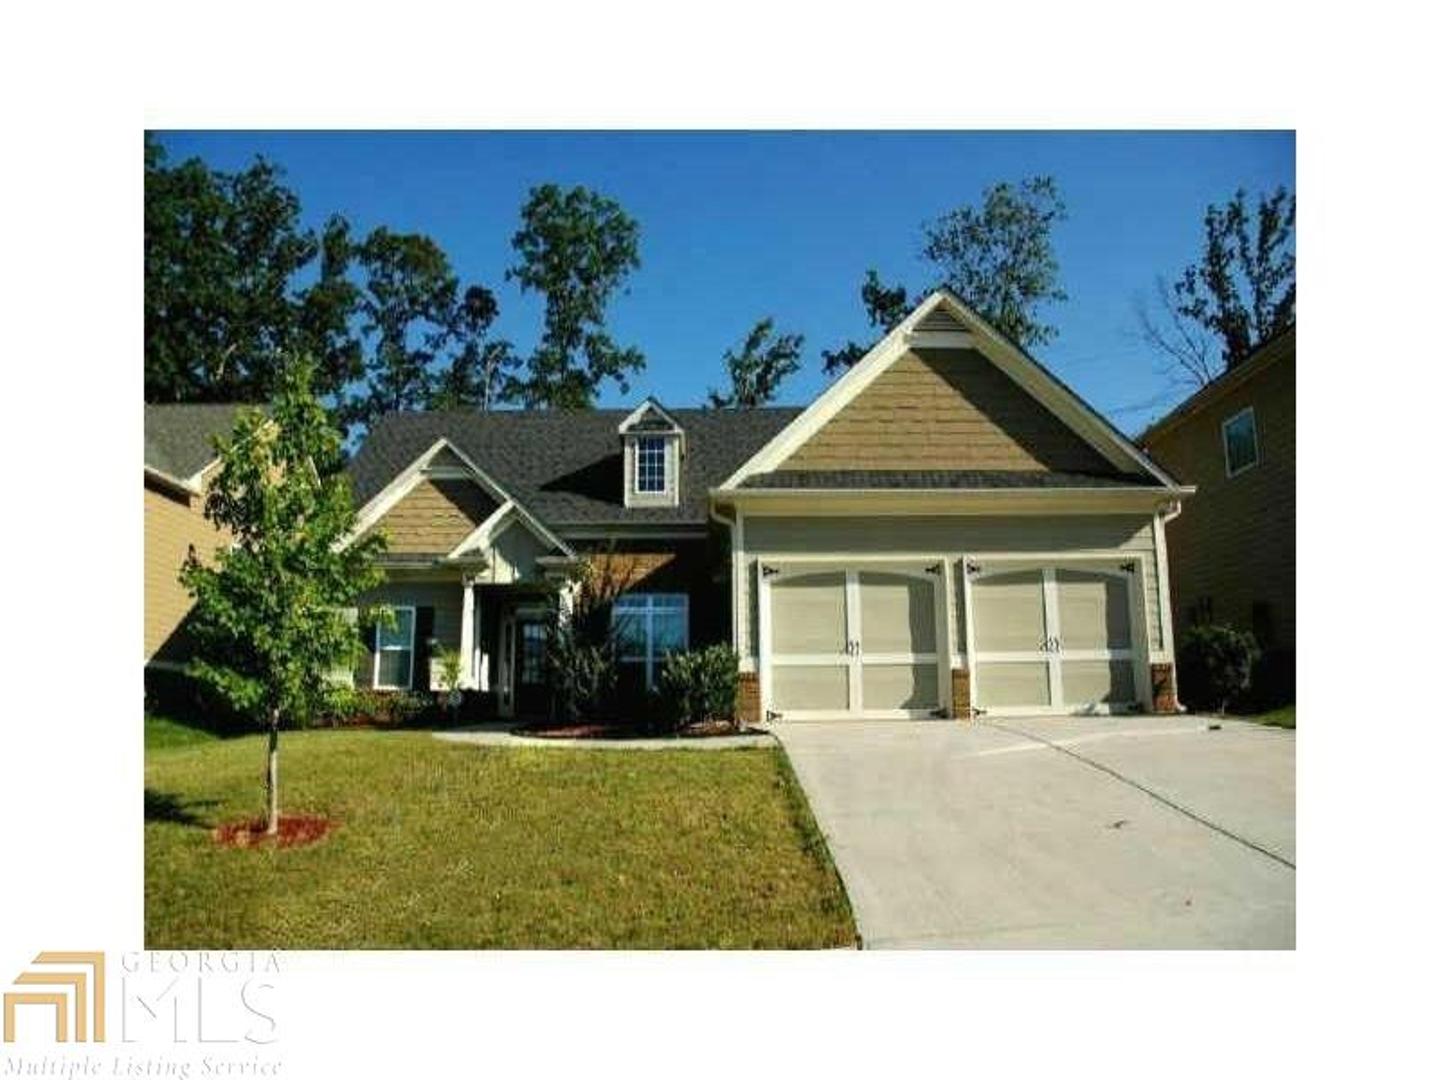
left=213, top=815, right=338, bottom=849
left=516, top=720, right=765, bottom=741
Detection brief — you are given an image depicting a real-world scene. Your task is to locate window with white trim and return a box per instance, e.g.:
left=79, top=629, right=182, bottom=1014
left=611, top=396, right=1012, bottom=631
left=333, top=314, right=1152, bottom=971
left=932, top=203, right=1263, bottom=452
left=635, top=435, right=667, bottom=494
left=1222, top=406, right=1259, bottom=477
left=612, top=593, right=688, bottom=689
left=373, top=606, right=416, bottom=690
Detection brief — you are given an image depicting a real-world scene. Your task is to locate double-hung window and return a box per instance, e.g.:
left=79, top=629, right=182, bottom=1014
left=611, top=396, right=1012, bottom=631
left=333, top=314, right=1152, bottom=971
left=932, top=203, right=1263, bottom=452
left=635, top=435, right=667, bottom=494
left=374, top=606, right=416, bottom=690
left=612, top=593, right=688, bottom=689
left=1222, top=406, right=1259, bottom=477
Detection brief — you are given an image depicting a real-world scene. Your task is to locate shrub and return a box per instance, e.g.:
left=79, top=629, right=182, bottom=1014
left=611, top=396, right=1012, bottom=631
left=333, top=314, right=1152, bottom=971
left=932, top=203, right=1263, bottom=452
left=317, top=688, right=431, bottom=728
left=659, top=646, right=740, bottom=732
left=1177, top=624, right=1261, bottom=714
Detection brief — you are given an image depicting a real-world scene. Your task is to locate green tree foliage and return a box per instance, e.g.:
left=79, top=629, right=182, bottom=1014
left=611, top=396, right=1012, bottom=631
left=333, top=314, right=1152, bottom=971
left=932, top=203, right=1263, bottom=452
left=708, top=317, right=805, bottom=408
left=144, top=134, right=362, bottom=403
left=180, top=359, right=385, bottom=833
left=1138, top=186, right=1296, bottom=389
left=506, top=184, right=645, bottom=408
left=426, top=285, right=519, bottom=411
left=821, top=271, right=911, bottom=375
left=345, top=228, right=460, bottom=431
left=921, top=176, right=1068, bottom=350
left=1177, top=624, right=1261, bottom=715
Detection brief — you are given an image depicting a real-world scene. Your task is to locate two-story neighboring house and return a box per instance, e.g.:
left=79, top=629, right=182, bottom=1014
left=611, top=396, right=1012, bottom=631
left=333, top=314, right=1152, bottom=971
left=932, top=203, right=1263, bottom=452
left=1139, top=325, right=1296, bottom=705
left=340, top=289, right=1193, bottom=722
left=143, top=404, right=248, bottom=675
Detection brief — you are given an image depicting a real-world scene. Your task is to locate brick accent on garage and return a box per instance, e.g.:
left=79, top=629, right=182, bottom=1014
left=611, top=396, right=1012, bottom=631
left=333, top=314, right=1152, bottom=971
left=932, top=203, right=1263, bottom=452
left=950, top=668, right=972, bottom=720
left=738, top=671, right=760, bottom=725
left=1151, top=662, right=1177, bottom=714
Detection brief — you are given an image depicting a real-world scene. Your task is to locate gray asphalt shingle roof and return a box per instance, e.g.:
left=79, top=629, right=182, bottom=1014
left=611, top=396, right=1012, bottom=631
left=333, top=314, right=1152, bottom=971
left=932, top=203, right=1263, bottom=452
left=144, top=403, right=254, bottom=480
left=347, top=408, right=805, bottom=526
left=740, top=469, right=1160, bottom=490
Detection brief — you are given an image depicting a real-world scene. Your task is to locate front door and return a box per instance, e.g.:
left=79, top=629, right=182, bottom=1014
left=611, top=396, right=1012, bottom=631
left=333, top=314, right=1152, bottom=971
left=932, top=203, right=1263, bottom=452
left=763, top=564, right=943, bottom=719
left=513, top=613, right=550, bottom=719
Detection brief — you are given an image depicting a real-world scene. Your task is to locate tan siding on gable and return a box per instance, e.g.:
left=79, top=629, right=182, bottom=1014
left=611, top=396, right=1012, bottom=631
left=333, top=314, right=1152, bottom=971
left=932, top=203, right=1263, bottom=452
left=780, top=348, right=1116, bottom=474
left=144, top=478, right=229, bottom=663
left=368, top=478, right=499, bottom=554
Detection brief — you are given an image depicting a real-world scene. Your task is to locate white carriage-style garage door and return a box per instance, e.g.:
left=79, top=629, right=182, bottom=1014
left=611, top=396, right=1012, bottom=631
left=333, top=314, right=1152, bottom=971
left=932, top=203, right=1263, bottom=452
left=966, top=561, right=1143, bottom=715
left=763, top=564, right=945, bottom=719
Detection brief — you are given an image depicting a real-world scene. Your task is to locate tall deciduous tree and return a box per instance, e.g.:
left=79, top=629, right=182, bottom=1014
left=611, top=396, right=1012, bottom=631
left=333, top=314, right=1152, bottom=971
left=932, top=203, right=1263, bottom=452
left=427, top=285, right=518, bottom=411
left=345, top=227, right=459, bottom=432
left=921, top=175, right=1068, bottom=350
left=1137, top=186, right=1296, bottom=389
left=821, top=270, right=911, bottom=375
left=708, top=318, right=805, bottom=408
left=144, top=134, right=360, bottom=403
left=180, top=358, right=384, bottom=835
left=506, top=184, right=644, bottom=408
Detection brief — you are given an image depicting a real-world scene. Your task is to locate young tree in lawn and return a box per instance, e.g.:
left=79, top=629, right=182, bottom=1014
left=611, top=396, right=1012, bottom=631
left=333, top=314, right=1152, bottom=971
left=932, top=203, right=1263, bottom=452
left=427, top=284, right=519, bottom=411
left=506, top=184, right=645, bottom=408
left=345, top=227, right=460, bottom=434
left=181, top=358, right=384, bottom=835
left=1136, top=186, right=1295, bottom=390
left=708, top=317, right=805, bottom=408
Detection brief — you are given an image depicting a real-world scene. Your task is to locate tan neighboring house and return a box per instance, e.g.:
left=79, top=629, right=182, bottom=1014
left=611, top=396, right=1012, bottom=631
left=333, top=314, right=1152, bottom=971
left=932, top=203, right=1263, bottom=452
left=342, top=288, right=1193, bottom=721
left=1139, top=325, right=1296, bottom=701
left=144, top=404, right=247, bottom=672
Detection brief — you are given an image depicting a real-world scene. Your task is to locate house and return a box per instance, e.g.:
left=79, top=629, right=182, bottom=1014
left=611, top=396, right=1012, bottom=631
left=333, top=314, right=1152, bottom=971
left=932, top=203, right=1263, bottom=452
left=343, top=288, right=1192, bottom=721
left=144, top=404, right=248, bottom=672
left=1138, top=325, right=1295, bottom=704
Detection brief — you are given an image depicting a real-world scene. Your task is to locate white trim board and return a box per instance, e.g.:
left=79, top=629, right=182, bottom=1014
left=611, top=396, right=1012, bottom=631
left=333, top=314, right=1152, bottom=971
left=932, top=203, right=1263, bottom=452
left=717, top=288, right=1185, bottom=492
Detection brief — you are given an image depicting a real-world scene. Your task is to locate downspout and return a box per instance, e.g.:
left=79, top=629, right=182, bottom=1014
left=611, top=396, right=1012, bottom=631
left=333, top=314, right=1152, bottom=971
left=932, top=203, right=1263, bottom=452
left=1156, top=497, right=1184, bottom=712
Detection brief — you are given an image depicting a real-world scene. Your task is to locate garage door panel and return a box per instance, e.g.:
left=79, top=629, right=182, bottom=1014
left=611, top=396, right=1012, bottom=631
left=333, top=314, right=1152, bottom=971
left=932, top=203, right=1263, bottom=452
left=859, top=572, right=936, bottom=654
left=771, top=572, right=847, bottom=655
left=972, top=570, right=1045, bottom=652
left=862, top=663, right=939, bottom=710
left=1061, top=660, right=1135, bottom=705
left=1055, top=569, right=1131, bottom=651
left=974, top=661, right=1052, bottom=709
left=772, top=664, right=850, bottom=712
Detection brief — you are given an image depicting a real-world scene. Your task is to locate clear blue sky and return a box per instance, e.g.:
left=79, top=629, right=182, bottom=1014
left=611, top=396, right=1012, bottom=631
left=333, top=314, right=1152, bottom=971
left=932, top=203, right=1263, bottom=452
left=155, top=131, right=1294, bottom=433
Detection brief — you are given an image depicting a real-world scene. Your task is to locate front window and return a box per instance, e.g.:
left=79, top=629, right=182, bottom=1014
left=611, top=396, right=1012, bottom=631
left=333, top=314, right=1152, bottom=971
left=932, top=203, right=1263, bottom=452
left=1222, top=406, right=1259, bottom=476
left=374, top=606, right=415, bottom=690
left=635, top=435, right=667, bottom=493
left=612, top=593, right=688, bottom=689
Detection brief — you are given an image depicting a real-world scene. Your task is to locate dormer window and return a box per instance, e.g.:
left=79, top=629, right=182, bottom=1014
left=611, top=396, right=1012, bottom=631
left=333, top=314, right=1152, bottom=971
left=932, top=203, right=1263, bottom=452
left=636, top=435, right=668, bottom=494
left=618, top=398, right=684, bottom=508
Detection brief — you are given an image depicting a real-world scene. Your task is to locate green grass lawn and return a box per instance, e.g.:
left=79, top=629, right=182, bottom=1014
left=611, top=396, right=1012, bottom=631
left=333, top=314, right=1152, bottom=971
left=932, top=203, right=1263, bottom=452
left=145, top=727, right=855, bottom=949
left=1246, top=705, right=1296, bottom=729
left=145, top=713, right=223, bottom=750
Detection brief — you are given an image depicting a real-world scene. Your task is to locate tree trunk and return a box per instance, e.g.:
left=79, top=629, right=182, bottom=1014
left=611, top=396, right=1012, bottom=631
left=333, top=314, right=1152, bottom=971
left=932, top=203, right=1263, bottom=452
left=265, top=707, right=280, bottom=836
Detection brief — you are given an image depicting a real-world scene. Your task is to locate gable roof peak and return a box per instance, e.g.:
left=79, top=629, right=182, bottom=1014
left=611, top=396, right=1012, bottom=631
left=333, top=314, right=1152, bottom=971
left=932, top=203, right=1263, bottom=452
left=617, top=397, right=683, bottom=435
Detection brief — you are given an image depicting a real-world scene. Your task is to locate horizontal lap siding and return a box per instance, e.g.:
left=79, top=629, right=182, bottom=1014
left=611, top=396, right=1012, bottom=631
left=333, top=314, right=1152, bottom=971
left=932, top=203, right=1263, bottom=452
left=579, top=539, right=727, bottom=649
left=739, top=515, right=1161, bottom=660
left=353, top=581, right=465, bottom=690
left=144, top=479, right=229, bottom=663
left=780, top=349, right=1115, bottom=474
left=1144, top=342, right=1295, bottom=650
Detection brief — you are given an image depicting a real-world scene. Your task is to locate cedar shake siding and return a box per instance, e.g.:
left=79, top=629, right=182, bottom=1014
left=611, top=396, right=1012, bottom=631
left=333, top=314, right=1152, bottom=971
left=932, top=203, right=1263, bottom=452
left=780, top=348, right=1118, bottom=475
left=1141, top=329, right=1295, bottom=654
left=144, top=476, right=227, bottom=663
left=364, top=477, right=500, bottom=555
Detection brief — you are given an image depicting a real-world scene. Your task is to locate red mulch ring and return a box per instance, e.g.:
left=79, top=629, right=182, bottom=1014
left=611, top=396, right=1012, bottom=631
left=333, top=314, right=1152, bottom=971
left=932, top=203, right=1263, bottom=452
left=213, top=815, right=338, bottom=849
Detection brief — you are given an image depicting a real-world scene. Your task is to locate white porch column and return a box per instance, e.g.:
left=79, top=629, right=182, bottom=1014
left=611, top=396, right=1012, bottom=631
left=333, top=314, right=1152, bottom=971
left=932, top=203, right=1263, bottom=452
left=459, top=576, right=477, bottom=690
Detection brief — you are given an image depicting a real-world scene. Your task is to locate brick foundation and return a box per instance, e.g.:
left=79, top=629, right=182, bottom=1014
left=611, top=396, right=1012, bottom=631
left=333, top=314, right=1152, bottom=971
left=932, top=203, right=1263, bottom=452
left=1150, top=662, right=1178, bottom=714
left=950, top=668, right=972, bottom=721
left=738, top=671, right=761, bottom=725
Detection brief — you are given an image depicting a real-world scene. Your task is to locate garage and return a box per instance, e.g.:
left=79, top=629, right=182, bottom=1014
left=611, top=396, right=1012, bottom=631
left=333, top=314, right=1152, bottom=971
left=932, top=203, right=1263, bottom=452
left=762, top=564, right=944, bottom=719
left=966, top=559, right=1143, bottom=715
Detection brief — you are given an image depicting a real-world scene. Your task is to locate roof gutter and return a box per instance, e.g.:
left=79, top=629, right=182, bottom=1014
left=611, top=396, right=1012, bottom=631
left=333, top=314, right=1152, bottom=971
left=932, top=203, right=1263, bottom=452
left=710, top=484, right=1195, bottom=517
left=144, top=464, right=202, bottom=498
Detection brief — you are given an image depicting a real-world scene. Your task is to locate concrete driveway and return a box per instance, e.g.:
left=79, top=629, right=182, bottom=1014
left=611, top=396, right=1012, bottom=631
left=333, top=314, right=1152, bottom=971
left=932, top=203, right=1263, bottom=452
left=774, top=715, right=1294, bottom=949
